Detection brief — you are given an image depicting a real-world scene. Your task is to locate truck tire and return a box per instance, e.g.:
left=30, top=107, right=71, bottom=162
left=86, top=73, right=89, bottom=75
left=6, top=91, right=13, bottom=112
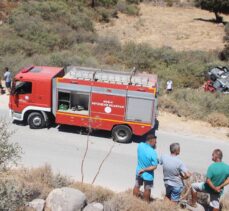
left=112, top=125, right=132, bottom=143
left=28, top=112, right=45, bottom=129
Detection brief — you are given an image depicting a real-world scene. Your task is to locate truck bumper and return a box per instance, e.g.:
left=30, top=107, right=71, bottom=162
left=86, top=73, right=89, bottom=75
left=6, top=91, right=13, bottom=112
left=10, top=110, right=23, bottom=121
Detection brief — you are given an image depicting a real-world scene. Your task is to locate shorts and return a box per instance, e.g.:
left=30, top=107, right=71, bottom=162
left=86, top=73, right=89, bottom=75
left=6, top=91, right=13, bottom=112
left=135, top=175, right=153, bottom=190
left=191, top=182, right=220, bottom=209
left=165, top=184, right=183, bottom=202
left=5, top=81, right=11, bottom=88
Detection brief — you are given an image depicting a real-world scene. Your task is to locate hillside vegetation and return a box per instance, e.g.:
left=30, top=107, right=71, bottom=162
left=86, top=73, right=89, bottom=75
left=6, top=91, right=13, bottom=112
left=0, top=0, right=228, bottom=127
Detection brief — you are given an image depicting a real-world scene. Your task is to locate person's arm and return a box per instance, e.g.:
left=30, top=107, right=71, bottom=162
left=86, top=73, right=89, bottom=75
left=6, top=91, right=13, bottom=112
left=158, top=155, right=163, bottom=165
left=138, top=166, right=157, bottom=175
left=217, top=177, right=229, bottom=189
left=204, top=165, right=221, bottom=192
left=181, top=171, right=191, bottom=180
left=139, top=151, right=158, bottom=175
left=179, top=161, right=191, bottom=180
left=206, top=178, right=221, bottom=193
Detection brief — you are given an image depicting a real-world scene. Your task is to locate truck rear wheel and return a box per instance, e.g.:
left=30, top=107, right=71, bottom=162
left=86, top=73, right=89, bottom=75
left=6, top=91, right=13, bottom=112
left=112, top=125, right=132, bottom=143
left=28, top=112, right=45, bottom=129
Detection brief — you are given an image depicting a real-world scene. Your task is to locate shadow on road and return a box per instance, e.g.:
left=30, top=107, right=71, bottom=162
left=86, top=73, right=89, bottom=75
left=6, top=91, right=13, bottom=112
left=193, top=18, right=228, bottom=25
left=58, top=124, right=111, bottom=139
left=57, top=119, right=159, bottom=144
left=11, top=119, right=158, bottom=145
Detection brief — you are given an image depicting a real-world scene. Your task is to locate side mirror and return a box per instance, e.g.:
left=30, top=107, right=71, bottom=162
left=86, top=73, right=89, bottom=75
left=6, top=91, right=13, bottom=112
left=10, top=88, right=18, bottom=96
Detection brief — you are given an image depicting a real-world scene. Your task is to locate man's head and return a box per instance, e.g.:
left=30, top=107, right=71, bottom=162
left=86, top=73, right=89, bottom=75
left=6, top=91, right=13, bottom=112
left=170, top=143, right=180, bottom=155
left=146, top=134, right=157, bottom=149
left=212, top=149, right=223, bottom=162
left=5, top=67, right=9, bottom=72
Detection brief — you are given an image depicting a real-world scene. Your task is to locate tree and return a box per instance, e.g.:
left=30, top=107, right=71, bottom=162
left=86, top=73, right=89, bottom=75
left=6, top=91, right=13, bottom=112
left=195, top=0, right=229, bottom=23
left=220, top=23, right=229, bottom=60
left=0, top=120, right=21, bottom=170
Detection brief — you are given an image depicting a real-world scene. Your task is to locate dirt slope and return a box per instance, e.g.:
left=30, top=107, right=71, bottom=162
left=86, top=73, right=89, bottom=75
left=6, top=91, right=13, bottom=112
left=96, top=4, right=229, bottom=51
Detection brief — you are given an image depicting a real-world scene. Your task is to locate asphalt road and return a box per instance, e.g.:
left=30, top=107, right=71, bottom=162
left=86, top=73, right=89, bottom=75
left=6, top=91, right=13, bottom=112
left=0, top=96, right=229, bottom=197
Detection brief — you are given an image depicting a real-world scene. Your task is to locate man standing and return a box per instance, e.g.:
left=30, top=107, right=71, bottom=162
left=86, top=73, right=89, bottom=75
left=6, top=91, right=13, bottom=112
left=166, top=80, right=173, bottom=93
left=133, top=134, right=158, bottom=202
left=3, top=67, right=12, bottom=94
left=160, top=143, right=191, bottom=203
left=190, top=149, right=229, bottom=211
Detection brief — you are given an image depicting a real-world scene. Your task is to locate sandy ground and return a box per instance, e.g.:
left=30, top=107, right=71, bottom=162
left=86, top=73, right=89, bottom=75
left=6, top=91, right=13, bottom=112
left=95, top=4, right=229, bottom=51
left=158, top=111, right=229, bottom=142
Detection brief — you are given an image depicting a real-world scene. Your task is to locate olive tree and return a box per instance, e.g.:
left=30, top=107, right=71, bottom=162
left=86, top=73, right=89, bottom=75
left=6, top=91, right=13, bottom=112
left=221, top=23, right=229, bottom=60
left=0, top=120, right=21, bottom=170
left=195, top=0, right=229, bottom=23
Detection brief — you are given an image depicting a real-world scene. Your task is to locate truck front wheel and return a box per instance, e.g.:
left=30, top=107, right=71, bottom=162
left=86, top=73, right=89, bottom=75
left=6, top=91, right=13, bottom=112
left=112, top=125, right=132, bottom=143
left=28, top=112, right=45, bottom=129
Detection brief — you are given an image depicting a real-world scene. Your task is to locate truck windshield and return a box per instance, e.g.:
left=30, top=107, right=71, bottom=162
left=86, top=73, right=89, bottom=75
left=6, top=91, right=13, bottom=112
left=14, top=81, right=32, bottom=94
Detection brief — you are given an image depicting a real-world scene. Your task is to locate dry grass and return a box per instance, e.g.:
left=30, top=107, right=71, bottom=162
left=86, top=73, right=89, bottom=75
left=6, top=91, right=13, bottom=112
left=71, top=182, right=115, bottom=203
left=1, top=166, right=229, bottom=210
left=0, top=165, right=71, bottom=199
left=104, top=191, right=180, bottom=211
left=222, top=193, right=229, bottom=211
left=207, top=112, right=229, bottom=128
left=96, top=3, right=229, bottom=51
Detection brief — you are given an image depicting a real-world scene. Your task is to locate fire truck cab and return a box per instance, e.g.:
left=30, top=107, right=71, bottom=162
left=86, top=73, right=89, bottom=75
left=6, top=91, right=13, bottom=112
left=9, top=66, right=158, bottom=143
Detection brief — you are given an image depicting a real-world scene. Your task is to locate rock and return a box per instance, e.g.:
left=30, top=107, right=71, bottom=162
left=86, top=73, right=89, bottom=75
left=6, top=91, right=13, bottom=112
left=28, top=199, right=45, bottom=211
left=45, top=187, right=87, bottom=211
left=186, top=203, right=205, bottom=211
left=84, top=202, right=103, bottom=211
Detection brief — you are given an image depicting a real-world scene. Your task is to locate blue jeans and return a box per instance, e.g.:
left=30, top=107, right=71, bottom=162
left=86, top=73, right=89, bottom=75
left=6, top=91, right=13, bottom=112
left=165, top=184, right=183, bottom=202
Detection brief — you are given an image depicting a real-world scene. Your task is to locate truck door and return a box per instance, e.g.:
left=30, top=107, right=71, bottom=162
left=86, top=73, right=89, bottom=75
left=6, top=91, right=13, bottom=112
left=10, top=80, right=34, bottom=113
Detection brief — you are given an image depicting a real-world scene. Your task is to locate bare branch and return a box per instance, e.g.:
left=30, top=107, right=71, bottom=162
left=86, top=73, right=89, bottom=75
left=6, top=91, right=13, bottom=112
left=81, top=131, right=90, bottom=183
left=91, top=142, right=115, bottom=185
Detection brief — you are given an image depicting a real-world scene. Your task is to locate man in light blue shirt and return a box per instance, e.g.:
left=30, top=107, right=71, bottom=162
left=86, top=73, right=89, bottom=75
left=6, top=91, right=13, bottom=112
left=133, top=134, right=158, bottom=202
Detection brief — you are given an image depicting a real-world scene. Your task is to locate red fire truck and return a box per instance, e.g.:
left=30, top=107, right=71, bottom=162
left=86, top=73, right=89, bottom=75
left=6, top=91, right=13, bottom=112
left=9, top=66, right=158, bottom=143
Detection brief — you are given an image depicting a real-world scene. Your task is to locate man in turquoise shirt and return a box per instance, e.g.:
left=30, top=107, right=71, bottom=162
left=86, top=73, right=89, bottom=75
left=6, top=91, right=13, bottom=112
left=133, top=134, right=158, bottom=202
left=190, top=149, right=229, bottom=211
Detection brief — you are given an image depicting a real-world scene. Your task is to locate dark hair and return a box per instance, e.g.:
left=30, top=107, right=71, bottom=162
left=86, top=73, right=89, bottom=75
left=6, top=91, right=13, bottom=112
left=213, top=149, right=223, bottom=160
left=146, top=134, right=157, bottom=141
left=5, top=67, right=9, bottom=71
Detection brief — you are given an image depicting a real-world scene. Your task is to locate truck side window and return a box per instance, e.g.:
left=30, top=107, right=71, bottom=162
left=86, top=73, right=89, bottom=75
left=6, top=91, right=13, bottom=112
left=15, top=81, right=32, bottom=94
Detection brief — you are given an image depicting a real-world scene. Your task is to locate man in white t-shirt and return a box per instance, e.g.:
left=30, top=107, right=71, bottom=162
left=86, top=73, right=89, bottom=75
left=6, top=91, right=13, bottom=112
left=166, top=80, right=173, bottom=93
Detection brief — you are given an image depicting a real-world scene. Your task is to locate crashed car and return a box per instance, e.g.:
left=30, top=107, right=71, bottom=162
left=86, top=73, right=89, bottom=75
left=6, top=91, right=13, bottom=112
left=204, top=66, right=229, bottom=93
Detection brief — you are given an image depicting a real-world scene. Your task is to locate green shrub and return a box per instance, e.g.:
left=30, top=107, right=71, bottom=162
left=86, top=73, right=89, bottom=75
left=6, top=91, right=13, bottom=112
left=96, top=36, right=121, bottom=54
left=2, top=0, right=96, bottom=56
left=96, top=0, right=118, bottom=7
left=159, top=89, right=229, bottom=125
left=0, top=120, right=21, bottom=170
left=0, top=177, right=27, bottom=211
left=221, top=23, right=229, bottom=61
left=116, top=0, right=127, bottom=12
left=126, top=0, right=141, bottom=4
left=124, top=4, right=140, bottom=15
